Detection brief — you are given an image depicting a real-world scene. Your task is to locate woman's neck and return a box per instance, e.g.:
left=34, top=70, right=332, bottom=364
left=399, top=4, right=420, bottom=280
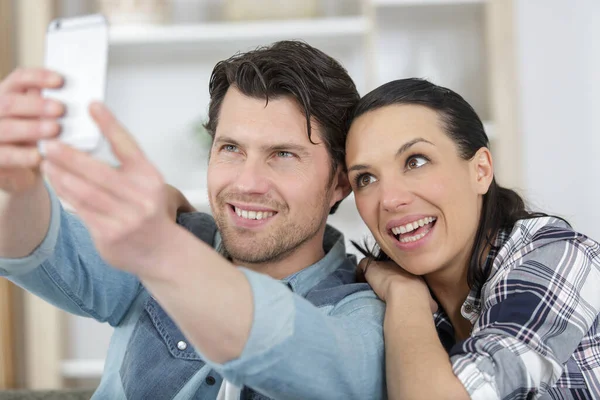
left=425, top=239, right=493, bottom=341
left=425, top=261, right=472, bottom=341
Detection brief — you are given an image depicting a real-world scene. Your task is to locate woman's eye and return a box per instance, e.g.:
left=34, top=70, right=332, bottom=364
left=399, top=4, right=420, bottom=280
left=356, top=174, right=377, bottom=188
left=406, top=155, right=429, bottom=170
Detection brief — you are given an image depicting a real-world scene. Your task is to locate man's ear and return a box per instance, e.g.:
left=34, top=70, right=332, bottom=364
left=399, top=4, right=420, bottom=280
left=472, top=147, right=494, bottom=195
left=330, top=167, right=352, bottom=209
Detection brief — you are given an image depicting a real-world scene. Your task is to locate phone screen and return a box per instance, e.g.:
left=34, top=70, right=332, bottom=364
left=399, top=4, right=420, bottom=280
left=41, top=14, right=108, bottom=153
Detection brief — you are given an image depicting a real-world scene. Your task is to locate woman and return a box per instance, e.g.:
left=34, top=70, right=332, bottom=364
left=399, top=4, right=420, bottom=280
left=345, top=78, right=600, bottom=399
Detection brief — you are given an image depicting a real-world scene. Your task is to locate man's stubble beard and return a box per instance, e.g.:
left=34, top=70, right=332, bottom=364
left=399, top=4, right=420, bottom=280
left=213, top=191, right=332, bottom=265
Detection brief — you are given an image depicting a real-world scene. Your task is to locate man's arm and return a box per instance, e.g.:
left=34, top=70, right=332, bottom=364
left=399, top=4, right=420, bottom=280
left=0, top=181, right=51, bottom=257
left=2, top=182, right=198, bottom=326
left=0, top=184, right=142, bottom=326
left=0, top=68, right=65, bottom=258
left=43, top=102, right=386, bottom=398
left=143, top=233, right=385, bottom=398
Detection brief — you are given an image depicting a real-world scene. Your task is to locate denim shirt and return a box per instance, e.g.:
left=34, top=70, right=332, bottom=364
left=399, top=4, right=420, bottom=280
left=0, top=186, right=386, bottom=399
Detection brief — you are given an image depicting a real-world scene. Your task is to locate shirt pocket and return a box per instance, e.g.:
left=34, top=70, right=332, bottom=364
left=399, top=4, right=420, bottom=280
left=120, top=296, right=206, bottom=400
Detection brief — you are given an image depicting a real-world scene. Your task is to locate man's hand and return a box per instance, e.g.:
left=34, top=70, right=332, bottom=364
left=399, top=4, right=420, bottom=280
left=42, top=102, right=255, bottom=365
left=41, top=102, right=179, bottom=274
left=165, top=184, right=196, bottom=221
left=0, top=68, right=64, bottom=193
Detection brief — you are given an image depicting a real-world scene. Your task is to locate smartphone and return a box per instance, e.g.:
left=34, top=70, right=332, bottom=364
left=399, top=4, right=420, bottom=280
left=40, top=14, right=109, bottom=153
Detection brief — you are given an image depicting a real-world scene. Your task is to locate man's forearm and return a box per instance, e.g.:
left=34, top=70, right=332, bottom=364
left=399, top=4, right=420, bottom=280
left=0, top=179, right=52, bottom=258
left=140, top=225, right=386, bottom=398
left=385, top=288, right=470, bottom=400
left=138, top=224, right=254, bottom=364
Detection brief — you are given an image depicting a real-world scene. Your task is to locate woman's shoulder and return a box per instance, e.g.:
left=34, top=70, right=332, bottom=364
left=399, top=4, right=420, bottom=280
left=483, top=216, right=600, bottom=293
left=503, top=215, right=590, bottom=251
left=512, top=215, right=571, bottom=235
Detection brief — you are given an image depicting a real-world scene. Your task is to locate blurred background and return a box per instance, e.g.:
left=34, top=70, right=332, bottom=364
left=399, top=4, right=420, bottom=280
left=0, top=0, right=598, bottom=392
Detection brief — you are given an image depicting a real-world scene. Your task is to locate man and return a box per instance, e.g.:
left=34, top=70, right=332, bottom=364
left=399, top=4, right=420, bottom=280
left=0, top=41, right=385, bottom=399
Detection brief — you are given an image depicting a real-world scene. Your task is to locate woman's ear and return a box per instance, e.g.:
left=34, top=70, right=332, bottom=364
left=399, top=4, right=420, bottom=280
left=473, top=147, right=494, bottom=195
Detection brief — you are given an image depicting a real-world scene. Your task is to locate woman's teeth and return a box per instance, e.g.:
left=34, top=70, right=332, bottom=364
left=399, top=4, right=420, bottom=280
left=398, top=229, right=430, bottom=243
left=391, top=217, right=436, bottom=235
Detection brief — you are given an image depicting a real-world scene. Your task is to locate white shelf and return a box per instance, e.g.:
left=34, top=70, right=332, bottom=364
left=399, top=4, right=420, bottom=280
left=372, top=0, right=486, bottom=6
left=109, top=17, right=369, bottom=46
left=61, top=359, right=105, bottom=379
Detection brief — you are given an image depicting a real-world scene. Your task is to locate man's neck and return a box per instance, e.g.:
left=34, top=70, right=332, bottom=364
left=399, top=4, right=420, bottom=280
left=233, top=230, right=327, bottom=280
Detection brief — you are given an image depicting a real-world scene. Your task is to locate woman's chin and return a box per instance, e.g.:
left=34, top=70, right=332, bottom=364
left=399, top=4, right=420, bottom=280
left=387, top=253, right=440, bottom=276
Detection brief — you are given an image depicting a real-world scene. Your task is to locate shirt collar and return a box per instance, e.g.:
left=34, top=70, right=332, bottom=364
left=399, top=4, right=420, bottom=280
left=461, top=229, right=510, bottom=323
left=215, top=224, right=350, bottom=297
left=282, top=224, right=349, bottom=297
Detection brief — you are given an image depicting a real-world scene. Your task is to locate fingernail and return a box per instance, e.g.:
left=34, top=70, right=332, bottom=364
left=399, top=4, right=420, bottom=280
left=89, top=102, right=102, bottom=114
left=40, top=121, right=57, bottom=136
left=28, top=150, right=41, bottom=164
left=44, top=101, right=63, bottom=116
left=47, top=73, right=62, bottom=86
left=43, top=140, right=59, bottom=154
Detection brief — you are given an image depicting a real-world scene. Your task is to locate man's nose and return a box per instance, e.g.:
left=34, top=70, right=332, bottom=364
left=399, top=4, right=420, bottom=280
left=232, top=159, right=270, bottom=195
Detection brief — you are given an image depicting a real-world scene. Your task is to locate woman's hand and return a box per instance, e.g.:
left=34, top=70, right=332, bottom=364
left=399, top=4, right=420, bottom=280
left=164, top=184, right=196, bottom=220
left=359, top=258, right=438, bottom=313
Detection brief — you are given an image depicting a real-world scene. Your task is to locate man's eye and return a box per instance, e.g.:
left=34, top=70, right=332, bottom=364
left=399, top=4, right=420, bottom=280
left=355, top=174, right=377, bottom=188
left=406, top=155, right=429, bottom=170
left=276, top=151, right=294, bottom=158
left=222, top=144, right=239, bottom=153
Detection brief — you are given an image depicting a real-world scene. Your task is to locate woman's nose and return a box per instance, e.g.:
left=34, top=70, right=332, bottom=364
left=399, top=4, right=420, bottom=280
left=380, top=181, right=413, bottom=212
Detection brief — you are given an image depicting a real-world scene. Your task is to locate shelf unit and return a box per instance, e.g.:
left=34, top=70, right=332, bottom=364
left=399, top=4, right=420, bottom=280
left=28, top=0, right=519, bottom=387
left=109, top=16, right=369, bottom=46
left=373, top=0, right=484, bottom=6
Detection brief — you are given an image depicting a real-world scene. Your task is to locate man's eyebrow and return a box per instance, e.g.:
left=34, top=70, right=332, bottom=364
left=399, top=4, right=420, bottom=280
left=213, top=136, right=241, bottom=146
left=347, top=137, right=434, bottom=173
left=263, top=143, right=311, bottom=156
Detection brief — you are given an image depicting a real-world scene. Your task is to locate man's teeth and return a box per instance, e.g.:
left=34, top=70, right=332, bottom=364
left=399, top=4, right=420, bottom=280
left=391, top=217, right=436, bottom=235
left=235, top=207, right=274, bottom=220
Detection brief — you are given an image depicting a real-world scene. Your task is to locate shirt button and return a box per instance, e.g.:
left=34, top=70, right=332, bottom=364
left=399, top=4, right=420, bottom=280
left=464, top=303, right=473, bottom=313
left=177, top=340, right=188, bottom=351
left=205, top=376, right=216, bottom=386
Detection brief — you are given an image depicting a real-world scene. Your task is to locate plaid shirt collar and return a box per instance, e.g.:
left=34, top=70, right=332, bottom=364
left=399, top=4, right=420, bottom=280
left=434, top=229, right=510, bottom=350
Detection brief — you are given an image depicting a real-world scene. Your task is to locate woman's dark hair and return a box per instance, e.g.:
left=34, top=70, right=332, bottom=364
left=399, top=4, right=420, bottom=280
left=204, top=40, right=360, bottom=214
left=350, top=78, right=548, bottom=288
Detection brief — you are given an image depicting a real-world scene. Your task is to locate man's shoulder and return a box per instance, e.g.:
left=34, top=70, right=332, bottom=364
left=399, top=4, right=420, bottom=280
left=304, top=256, right=382, bottom=310
left=176, top=212, right=218, bottom=246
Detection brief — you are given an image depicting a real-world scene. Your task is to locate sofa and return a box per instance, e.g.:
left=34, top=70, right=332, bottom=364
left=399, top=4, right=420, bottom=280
left=0, top=389, right=94, bottom=400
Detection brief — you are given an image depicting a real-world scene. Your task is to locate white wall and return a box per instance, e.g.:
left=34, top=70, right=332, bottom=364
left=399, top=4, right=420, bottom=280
left=514, top=0, right=600, bottom=239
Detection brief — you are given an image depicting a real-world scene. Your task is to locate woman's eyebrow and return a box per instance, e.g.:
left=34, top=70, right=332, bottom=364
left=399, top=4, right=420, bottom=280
left=347, top=137, right=434, bottom=173
left=395, top=138, right=435, bottom=158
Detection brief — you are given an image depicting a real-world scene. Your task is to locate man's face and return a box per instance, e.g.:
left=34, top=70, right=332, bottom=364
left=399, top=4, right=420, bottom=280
left=207, top=87, right=344, bottom=265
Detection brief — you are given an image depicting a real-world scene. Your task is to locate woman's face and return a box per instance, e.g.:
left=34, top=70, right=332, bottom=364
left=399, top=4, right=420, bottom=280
left=346, top=104, right=493, bottom=277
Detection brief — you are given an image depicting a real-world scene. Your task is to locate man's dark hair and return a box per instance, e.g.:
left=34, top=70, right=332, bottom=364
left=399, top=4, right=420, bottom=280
left=204, top=40, right=359, bottom=213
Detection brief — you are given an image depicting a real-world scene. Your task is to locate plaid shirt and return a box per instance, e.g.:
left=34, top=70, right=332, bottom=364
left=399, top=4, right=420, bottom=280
left=434, top=217, right=600, bottom=399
